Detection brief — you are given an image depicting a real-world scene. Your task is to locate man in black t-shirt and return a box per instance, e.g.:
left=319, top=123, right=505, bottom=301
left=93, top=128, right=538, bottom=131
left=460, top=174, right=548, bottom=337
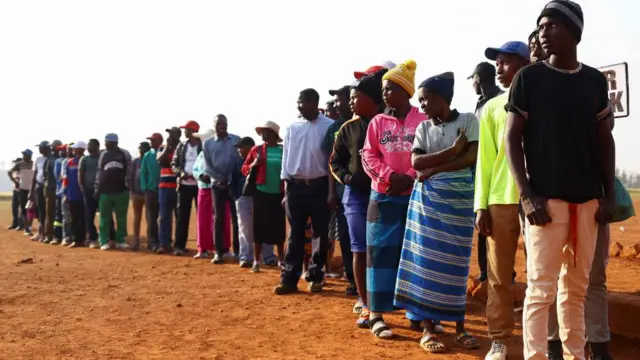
left=504, top=1, right=615, bottom=360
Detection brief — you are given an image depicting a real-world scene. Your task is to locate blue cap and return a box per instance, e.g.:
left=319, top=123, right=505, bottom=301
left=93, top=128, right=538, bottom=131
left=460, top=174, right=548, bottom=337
left=36, top=140, right=50, bottom=148
left=22, top=149, right=33, bottom=156
left=105, top=133, right=119, bottom=142
left=485, top=41, right=530, bottom=62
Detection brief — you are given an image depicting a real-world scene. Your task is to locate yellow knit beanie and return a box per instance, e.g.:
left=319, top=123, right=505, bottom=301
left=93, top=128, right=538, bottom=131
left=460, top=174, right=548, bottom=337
left=382, top=59, right=417, bottom=97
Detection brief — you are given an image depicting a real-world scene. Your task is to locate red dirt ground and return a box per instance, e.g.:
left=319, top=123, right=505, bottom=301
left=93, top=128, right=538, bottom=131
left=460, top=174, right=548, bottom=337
left=1, top=201, right=639, bottom=360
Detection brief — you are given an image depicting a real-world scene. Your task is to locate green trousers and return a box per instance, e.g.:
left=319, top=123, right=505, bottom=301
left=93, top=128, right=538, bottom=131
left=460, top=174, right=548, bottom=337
left=99, top=191, right=129, bottom=245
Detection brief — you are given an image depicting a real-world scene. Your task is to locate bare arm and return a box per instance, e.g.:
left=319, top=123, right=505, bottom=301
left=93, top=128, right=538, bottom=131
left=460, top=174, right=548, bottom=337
left=412, top=147, right=457, bottom=171
left=428, top=143, right=478, bottom=174
left=157, top=145, right=174, bottom=167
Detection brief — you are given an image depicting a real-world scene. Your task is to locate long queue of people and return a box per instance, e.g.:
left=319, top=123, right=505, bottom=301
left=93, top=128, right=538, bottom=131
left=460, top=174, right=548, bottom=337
left=6, top=2, right=619, bottom=359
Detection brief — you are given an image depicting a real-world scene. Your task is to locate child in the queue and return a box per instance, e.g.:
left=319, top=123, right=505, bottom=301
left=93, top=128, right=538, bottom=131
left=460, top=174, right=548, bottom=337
left=128, top=141, right=150, bottom=250
left=394, top=72, right=480, bottom=353
left=361, top=60, right=425, bottom=339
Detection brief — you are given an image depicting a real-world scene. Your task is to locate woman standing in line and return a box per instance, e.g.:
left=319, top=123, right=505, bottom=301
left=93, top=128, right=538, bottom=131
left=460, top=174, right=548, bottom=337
left=394, top=72, right=480, bottom=353
left=242, top=121, right=286, bottom=273
left=361, top=60, right=426, bottom=339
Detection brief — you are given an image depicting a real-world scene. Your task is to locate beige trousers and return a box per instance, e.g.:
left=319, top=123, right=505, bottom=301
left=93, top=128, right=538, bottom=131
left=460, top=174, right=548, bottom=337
left=522, top=199, right=599, bottom=360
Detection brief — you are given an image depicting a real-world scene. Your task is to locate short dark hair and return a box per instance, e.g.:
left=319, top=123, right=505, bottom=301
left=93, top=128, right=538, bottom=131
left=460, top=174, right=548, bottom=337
left=89, top=138, right=100, bottom=147
left=299, top=88, right=320, bottom=104
left=528, top=29, right=539, bottom=43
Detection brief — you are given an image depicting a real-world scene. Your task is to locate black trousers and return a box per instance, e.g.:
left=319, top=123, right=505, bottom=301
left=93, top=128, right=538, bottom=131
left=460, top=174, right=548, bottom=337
left=211, top=186, right=238, bottom=255
left=145, top=190, right=159, bottom=249
left=68, top=200, right=86, bottom=242
left=281, top=177, right=330, bottom=286
left=11, top=190, right=20, bottom=228
left=174, top=185, right=198, bottom=250
left=19, top=190, right=29, bottom=229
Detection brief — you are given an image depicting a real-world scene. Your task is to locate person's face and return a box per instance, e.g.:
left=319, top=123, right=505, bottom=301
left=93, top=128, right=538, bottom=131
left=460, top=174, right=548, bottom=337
left=215, top=117, right=228, bottom=136
left=325, top=103, right=338, bottom=120
left=382, top=80, right=408, bottom=109
left=185, top=128, right=195, bottom=138
left=23, top=153, right=31, bottom=162
left=74, top=148, right=84, bottom=156
left=150, top=138, right=162, bottom=149
left=39, top=146, right=48, bottom=155
left=334, top=93, right=352, bottom=119
left=350, top=89, right=376, bottom=117
left=496, top=53, right=526, bottom=88
left=88, top=142, right=99, bottom=154
left=236, top=145, right=251, bottom=158
left=417, top=88, right=444, bottom=118
left=167, top=136, right=179, bottom=147
left=68, top=149, right=75, bottom=158
left=59, top=149, right=67, bottom=158
left=261, top=128, right=277, bottom=143
left=538, top=16, right=574, bottom=56
left=529, top=35, right=547, bottom=63
left=297, top=96, right=317, bottom=120
left=472, top=74, right=482, bottom=95
left=105, top=141, right=116, bottom=150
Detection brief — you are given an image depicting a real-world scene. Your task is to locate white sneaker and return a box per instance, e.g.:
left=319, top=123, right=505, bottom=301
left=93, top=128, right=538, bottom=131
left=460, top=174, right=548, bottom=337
left=115, top=242, right=130, bottom=250
left=61, top=238, right=72, bottom=246
left=485, top=342, right=507, bottom=360
left=100, top=244, right=111, bottom=251
left=49, top=239, right=60, bottom=245
left=88, top=241, right=100, bottom=249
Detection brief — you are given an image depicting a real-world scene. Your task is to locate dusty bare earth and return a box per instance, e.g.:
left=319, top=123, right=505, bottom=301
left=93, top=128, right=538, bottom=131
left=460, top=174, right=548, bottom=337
left=1, top=200, right=639, bottom=360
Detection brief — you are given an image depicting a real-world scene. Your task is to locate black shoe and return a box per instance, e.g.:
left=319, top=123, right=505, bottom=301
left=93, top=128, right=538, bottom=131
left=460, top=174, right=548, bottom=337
left=589, top=342, right=612, bottom=360
left=345, top=284, right=358, bottom=296
left=273, top=283, right=299, bottom=295
left=7, top=225, right=18, bottom=230
left=548, top=340, right=564, bottom=360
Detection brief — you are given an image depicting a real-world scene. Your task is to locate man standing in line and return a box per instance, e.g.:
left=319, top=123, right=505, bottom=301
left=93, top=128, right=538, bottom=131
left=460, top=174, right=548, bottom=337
left=202, top=114, right=241, bottom=264
left=274, top=88, right=334, bottom=295
left=29, top=141, right=52, bottom=241
left=171, top=120, right=202, bottom=255
left=156, top=127, right=181, bottom=254
left=128, top=141, right=150, bottom=250
left=141, top=133, right=163, bottom=251
left=41, top=140, right=62, bottom=244
left=64, top=141, right=86, bottom=248
left=79, top=139, right=102, bottom=248
left=467, top=62, right=504, bottom=282
left=324, top=85, right=356, bottom=296
left=474, top=41, right=530, bottom=360
left=94, top=133, right=132, bottom=251
left=8, top=157, right=23, bottom=231
left=505, top=2, right=615, bottom=359
left=9, top=150, right=34, bottom=235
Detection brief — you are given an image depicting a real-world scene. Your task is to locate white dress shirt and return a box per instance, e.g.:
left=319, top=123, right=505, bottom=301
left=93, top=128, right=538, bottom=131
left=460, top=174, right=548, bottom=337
left=280, top=114, right=334, bottom=180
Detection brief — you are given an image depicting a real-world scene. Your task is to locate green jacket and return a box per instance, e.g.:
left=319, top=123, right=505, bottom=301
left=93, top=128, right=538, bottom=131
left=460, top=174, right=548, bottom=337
left=140, top=149, right=160, bottom=192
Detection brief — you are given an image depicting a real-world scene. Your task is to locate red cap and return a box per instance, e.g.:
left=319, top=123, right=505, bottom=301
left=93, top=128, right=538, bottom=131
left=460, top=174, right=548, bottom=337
left=354, top=65, right=385, bottom=80
left=180, top=120, right=200, bottom=132
left=56, top=144, right=68, bottom=151
left=147, top=133, right=164, bottom=142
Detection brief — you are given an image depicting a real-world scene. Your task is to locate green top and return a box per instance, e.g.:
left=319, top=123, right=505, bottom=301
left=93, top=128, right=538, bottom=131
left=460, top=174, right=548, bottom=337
left=140, top=149, right=160, bottom=192
left=474, top=93, right=520, bottom=211
left=257, top=145, right=283, bottom=194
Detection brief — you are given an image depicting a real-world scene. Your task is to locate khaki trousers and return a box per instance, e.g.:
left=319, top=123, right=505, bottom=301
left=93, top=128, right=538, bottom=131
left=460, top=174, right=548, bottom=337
left=486, top=204, right=521, bottom=340
left=522, top=199, right=599, bottom=360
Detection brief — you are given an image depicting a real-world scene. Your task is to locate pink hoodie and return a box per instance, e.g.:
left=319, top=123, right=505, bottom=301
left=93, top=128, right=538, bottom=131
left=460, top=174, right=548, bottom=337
left=362, top=106, right=427, bottom=195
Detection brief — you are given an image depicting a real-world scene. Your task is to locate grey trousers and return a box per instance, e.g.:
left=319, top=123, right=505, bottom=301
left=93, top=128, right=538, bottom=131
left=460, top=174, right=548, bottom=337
left=548, top=224, right=610, bottom=343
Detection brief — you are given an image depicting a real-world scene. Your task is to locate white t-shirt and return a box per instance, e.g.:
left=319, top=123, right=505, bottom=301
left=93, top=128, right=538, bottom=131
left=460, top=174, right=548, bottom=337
left=181, top=143, right=199, bottom=185
left=34, top=157, right=46, bottom=184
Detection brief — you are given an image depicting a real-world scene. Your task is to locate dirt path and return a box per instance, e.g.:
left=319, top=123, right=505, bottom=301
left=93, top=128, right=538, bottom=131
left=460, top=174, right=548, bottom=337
left=1, top=206, right=639, bottom=359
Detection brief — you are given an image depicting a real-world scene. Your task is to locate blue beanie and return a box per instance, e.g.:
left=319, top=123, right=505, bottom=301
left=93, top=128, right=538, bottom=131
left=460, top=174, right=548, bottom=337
left=419, top=72, right=455, bottom=104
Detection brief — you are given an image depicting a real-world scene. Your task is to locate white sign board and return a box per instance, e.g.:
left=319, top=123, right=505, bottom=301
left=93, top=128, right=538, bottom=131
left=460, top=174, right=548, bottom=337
left=599, top=62, right=629, bottom=118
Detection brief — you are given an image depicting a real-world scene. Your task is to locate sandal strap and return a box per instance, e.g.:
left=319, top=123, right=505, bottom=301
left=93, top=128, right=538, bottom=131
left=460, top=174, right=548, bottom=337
left=370, top=318, right=390, bottom=336
left=420, top=334, right=438, bottom=346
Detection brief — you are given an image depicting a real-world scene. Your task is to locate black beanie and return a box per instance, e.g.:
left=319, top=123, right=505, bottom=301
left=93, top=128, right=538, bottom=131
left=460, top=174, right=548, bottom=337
left=537, top=0, right=583, bottom=43
left=352, top=69, right=387, bottom=105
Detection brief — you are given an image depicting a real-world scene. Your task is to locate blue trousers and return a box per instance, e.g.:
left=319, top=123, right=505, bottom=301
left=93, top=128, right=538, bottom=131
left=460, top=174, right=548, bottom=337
left=159, top=188, right=178, bottom=247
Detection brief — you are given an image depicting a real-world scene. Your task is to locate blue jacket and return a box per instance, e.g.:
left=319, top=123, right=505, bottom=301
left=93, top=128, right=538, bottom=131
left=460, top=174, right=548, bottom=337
left=229, top=156, right=246, bottom=201
left=63, top=156, right=83, bottom=201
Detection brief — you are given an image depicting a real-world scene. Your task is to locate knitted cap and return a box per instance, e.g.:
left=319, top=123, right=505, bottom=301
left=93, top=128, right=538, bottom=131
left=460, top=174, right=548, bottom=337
left=353, top=69, right=388, bottom=105
left=419, top=72, right=455, bottom=105
left=538, top=0, right=583, bottom=43
left=382, top=59, right=417, bottom=98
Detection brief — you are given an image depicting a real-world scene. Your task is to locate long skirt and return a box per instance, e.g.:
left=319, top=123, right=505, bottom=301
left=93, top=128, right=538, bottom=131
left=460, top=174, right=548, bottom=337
left=253, top=190, right=286, bottom=245
left=394, top=170, right=475, bottom=322
left=366, top=190, right=410, bottom=312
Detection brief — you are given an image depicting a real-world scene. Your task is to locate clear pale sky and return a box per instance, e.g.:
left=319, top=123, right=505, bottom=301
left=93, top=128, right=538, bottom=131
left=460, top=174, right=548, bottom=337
left=1, top=0, right=638, bottom=172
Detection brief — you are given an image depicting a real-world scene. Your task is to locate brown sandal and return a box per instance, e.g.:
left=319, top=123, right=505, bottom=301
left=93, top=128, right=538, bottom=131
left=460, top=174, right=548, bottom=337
left=454, top=332, right=480, bottom=350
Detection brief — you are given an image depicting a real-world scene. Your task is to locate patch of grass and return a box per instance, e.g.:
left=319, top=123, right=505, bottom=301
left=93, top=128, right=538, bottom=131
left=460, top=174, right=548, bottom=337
left=628, top=188, right=640, bottom=199
left=0, top=192, right=13, bottom=201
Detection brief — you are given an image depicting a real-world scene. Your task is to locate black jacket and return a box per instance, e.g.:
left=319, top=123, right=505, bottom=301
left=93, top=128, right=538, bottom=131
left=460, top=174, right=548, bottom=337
left=171, top=139, right=203, bottom=177
left=329, top=116, right=372, bottom=195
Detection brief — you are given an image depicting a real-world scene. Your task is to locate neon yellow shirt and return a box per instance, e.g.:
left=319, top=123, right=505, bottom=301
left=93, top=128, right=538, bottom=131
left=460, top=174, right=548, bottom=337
left=474, top=93, right=520, bottom=211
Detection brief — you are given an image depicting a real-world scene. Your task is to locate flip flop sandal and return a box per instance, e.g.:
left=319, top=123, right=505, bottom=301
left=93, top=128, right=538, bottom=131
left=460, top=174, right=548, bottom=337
left=356, top=309, right=370, bottom=329
left=454, top=332, right=480, bottom=350
left=369, top=317, right=393, bottom=339
left=352, top=299, right=363, bottom=314
left=420, top=333, right=447, bottom=353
